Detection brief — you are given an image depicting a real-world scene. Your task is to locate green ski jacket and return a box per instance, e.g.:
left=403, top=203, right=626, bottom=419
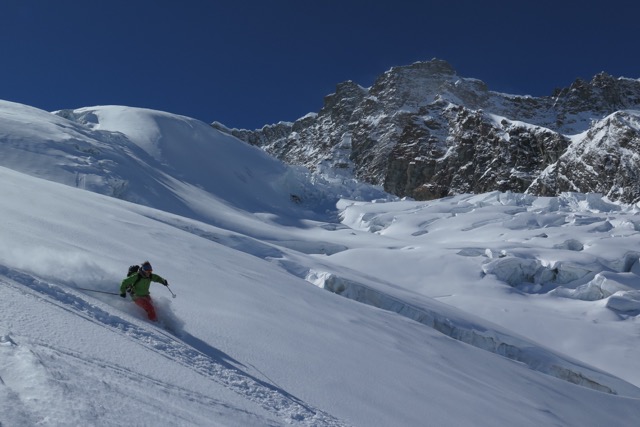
left=120, top=272, right=167, bottom=298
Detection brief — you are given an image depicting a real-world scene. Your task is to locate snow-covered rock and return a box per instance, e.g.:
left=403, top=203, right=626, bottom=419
left=217, top=59, right=640, bottom=203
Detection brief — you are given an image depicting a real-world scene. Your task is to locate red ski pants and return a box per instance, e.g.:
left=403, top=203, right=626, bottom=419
left=134, top=296, right=157, bottom=321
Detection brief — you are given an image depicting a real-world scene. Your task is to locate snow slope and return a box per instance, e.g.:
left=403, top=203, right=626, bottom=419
left=1, top=101, right=639, bottom=426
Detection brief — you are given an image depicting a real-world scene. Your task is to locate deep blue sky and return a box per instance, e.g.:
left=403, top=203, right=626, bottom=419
left=1, top=1, right=638, bottom=129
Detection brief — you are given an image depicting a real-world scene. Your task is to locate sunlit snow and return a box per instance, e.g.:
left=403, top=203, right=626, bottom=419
left=1, top=100, right=639, bottom=426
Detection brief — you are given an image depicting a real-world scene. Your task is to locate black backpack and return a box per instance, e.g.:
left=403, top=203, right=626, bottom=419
left=127, top=265, right=140, bottom=276
left=125, top=265, right=142, bottom=295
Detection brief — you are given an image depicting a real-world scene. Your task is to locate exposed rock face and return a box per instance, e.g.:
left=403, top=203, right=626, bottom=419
left=530, top=111, right=640, bottom=201
left=213, top=59, right=640, bottom=203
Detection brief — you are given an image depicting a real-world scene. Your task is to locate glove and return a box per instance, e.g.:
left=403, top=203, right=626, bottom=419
left=163, top=279, right=169, bottom=286
left=120, top=293, right=126, bottom=298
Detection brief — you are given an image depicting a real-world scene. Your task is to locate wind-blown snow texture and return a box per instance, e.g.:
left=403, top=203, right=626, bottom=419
left=1, top=100, right=639, bottom=426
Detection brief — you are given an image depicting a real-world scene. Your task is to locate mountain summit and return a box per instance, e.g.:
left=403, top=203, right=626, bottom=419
left=217, top=59, right=640, bottom=202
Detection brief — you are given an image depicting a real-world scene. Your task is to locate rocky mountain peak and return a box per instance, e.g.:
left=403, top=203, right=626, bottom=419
left=387, top=58, right=457, bottom=78
left=319, top=80, right=367, bottom=118
left=552, top=72, right=640, bottom=122
left=216, top=61, right=640, bottom=203
left=368, top=59, right=459, bottom=110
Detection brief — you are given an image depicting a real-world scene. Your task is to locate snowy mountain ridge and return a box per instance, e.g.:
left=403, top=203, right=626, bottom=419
left=219, top=59, right=640, bottom=203
left=1, top=100, right=640, bottom=426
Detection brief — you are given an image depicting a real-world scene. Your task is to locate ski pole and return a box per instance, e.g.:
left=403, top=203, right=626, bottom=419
left=75, top=287, right=121, bottom=296
left=166, top=285, right=177, bottom=298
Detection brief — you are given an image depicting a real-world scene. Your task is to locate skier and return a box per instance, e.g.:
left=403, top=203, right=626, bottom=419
left=120, top=261, right=169, bottom=321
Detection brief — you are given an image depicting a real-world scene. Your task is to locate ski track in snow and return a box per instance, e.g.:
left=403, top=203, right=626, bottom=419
left=0, top=265, right=351, bottom=427
left=1, top=334, right=266, bottom=426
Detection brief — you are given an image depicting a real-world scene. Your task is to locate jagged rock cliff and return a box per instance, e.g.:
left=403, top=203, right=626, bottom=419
left=213, top=59, right=640, bottom=203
